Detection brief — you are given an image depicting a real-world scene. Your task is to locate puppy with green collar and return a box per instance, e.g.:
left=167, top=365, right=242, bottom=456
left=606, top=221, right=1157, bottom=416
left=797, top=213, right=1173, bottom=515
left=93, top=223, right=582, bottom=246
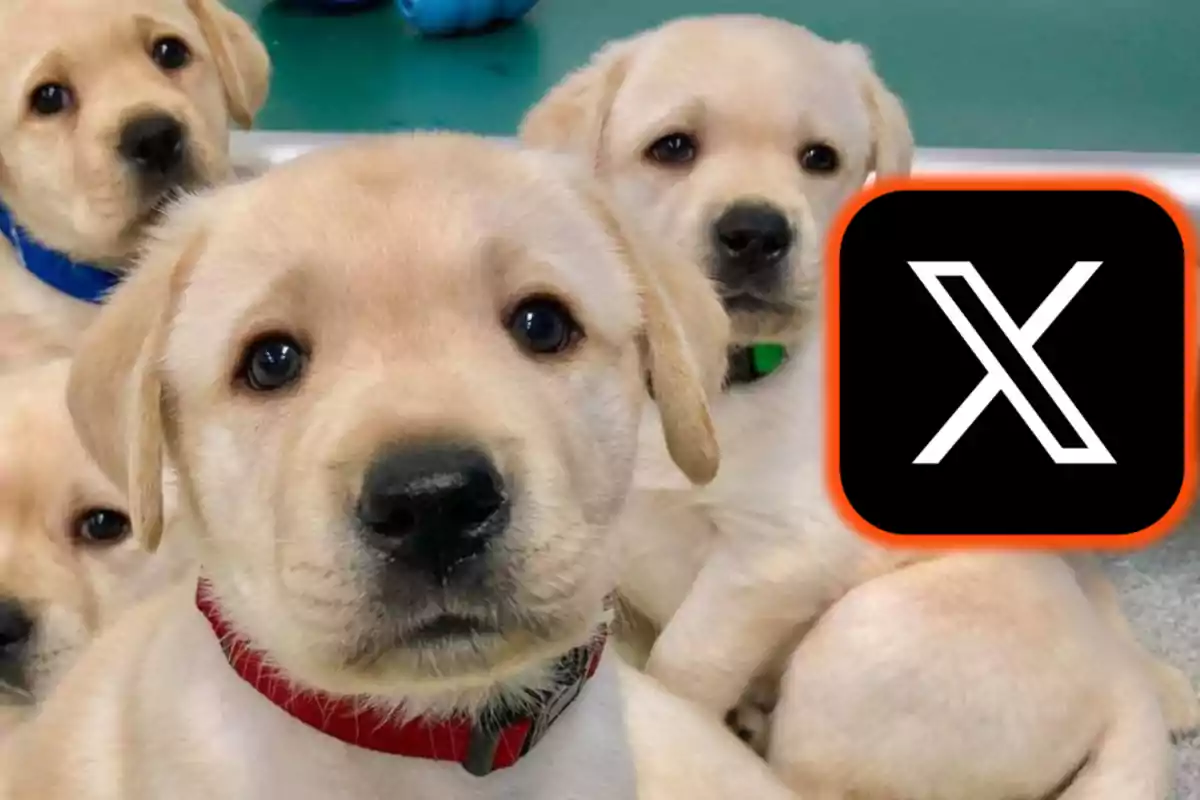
left=522, top=14, right=1192, bottom=800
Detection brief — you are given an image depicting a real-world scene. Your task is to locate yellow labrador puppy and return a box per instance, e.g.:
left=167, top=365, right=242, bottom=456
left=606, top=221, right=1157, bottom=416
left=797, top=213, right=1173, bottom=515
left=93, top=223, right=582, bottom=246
left=521, top=13, right=1195, bottom=799
left=520, top=6, right=917, bottom=720
left=0, top=133, right=798, bottom=800
left=0, top=0, right=270, bottom=363
left=0, top=359, right=189, bottom=735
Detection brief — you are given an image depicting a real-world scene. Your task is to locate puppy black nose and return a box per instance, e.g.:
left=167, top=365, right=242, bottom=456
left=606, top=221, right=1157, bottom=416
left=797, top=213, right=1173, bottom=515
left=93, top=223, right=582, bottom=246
left=357, top=443, right=509, bottom=578
left=713, top=203, right=794, bottom=273
left=0, top=598, right=33, bottom=652
left=118, top=114, right=186, bottom=179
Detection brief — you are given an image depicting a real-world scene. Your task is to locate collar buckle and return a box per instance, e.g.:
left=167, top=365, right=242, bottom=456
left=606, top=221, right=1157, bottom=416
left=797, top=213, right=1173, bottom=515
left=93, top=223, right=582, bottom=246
left=461, top=638, right=600, bottom=776
left=462, top=721, right=520, bottom=777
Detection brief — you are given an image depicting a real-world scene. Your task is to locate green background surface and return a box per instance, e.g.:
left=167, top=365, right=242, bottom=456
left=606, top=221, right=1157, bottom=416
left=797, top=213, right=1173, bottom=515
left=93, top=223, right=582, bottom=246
left=227, top=0, right=1200, bottom=153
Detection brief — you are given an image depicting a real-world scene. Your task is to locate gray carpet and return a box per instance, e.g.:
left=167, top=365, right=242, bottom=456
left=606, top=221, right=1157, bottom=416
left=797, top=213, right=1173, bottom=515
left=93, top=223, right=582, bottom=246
left=1104, top=514, right=1200, bottom=799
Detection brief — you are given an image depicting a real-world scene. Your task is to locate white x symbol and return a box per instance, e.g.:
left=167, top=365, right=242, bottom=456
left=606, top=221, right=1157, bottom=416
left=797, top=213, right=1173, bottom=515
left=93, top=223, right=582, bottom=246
left=909, top=261, right=1114, bottom=465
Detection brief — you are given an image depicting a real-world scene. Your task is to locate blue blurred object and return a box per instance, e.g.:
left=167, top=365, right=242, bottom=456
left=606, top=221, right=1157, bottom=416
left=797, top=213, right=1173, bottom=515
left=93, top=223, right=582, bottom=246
left=397, top=0, right=539, bottom=35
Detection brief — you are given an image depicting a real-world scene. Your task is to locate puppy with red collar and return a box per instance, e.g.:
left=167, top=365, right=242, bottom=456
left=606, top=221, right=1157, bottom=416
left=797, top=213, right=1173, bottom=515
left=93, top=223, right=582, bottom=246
left=0, top=134, right=796, bottom=800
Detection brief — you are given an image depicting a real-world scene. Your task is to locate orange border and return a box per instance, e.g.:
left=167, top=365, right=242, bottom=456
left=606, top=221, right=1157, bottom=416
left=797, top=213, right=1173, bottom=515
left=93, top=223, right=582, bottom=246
left=825, top=175, right=1198, bottom=551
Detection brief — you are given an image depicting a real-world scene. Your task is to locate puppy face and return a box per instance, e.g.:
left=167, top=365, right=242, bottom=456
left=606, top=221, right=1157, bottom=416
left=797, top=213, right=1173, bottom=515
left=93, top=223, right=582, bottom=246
left=521, top=15, right=914, bottom=344
left=0, top=0, right=269, bottom=264
left=0, top=360, right=169, bottom=711
left=68, top=134, right=725, bottom=709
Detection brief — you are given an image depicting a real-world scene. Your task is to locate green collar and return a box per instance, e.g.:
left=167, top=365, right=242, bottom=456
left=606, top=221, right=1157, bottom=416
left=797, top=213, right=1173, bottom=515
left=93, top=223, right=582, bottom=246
left=725, top=343, right=788, bottom=387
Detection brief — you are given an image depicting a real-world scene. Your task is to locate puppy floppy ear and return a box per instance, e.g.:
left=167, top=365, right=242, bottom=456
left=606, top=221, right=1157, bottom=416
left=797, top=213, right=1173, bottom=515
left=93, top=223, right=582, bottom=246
left=67, top=199, right=209, bottom=553
left=839, top=42, right=914, bottom=177
left=519, top=36, right=639, bottom=169
left=187, top=0, right=271, bottom=129
left=580, top=184, right=728, bottom=484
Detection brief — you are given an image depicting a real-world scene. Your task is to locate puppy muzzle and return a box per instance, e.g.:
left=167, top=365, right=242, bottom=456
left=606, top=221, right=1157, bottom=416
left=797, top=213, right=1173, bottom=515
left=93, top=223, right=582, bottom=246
left=0, top=598, right=35, bottom=704
left=355, top=440, right=511, bottom=587
left=711, top=201, right=794, bottom=288
left=117, top=112, right=200, bottom=206
left=709, top=200, right=803, bottom=315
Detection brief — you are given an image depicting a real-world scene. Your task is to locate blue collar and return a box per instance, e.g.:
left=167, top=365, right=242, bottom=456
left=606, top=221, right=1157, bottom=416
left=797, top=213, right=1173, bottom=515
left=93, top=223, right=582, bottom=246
left=0, top=202, right=122, bottom=304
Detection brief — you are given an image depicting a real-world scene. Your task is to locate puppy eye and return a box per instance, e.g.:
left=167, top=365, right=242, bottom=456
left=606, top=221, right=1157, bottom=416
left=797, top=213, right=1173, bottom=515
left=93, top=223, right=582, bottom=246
left=73, top=508, right=132, bottom=546
left=28, top=83, right=73, bottom=116
left=506, top=297, right=584, bottom=357
left=798, top=142, right=840, bottom=174
left=236, top=334, right=308, bottom=393
left=645, top=132, right=698, bottom=166
left=150, top=36, right=192, bottom=71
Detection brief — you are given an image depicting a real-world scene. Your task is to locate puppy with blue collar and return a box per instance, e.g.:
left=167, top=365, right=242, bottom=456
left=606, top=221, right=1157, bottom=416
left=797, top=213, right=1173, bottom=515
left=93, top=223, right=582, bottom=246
left=0, top=0, right=269, bottom=364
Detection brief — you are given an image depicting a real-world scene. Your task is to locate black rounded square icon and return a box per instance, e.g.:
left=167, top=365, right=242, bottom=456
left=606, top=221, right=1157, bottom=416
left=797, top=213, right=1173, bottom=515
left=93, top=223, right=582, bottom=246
left=829, top=178, right=1195, bottom=544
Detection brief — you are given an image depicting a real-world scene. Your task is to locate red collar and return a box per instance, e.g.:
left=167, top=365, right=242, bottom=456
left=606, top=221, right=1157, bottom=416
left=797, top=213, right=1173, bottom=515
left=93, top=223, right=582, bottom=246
left=195, top=579, right=606, bottom=776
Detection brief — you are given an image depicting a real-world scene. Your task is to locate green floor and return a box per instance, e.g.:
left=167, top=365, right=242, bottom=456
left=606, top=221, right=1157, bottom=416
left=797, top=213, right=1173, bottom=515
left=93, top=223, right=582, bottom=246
left=228, top=0, right=1200, bottom=153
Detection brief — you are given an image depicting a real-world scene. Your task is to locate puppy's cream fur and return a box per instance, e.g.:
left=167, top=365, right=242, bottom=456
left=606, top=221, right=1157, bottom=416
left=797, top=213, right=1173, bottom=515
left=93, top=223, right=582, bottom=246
left=0, top=133, right=797, bottom=800
left=0, top=359, right=188, bottom=736
left=522, top=14, right=1195, bottom=799
left=0, top=0, right=269, bottom=363
left=0, top=314, right=72, bottom=372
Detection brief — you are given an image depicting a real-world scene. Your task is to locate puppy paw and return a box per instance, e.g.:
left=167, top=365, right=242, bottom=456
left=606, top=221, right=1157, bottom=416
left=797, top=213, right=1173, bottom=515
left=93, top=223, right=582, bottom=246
left=723, top=676, right=778, bottom=757
left=1151, top=662, right=1200, bottom=737
left=724, top=703, right=771, bottom=757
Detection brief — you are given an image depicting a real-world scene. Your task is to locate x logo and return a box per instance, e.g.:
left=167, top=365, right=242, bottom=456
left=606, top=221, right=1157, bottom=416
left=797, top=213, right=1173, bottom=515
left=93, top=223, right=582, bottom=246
left=909, top=261, right=1115, bottom=465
